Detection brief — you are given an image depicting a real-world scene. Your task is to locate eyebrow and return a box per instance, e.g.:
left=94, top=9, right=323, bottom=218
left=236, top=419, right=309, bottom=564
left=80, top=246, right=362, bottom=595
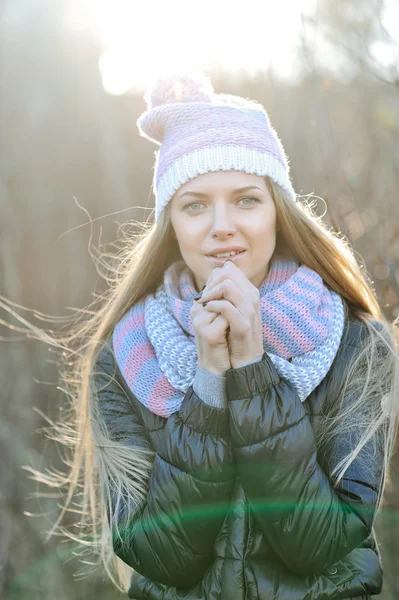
left=177, top=185, right=265, bottom=200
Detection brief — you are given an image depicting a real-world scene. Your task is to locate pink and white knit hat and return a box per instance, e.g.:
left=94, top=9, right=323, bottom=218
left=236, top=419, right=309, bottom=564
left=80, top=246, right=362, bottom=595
left=137, top=71, right=296, bottom=221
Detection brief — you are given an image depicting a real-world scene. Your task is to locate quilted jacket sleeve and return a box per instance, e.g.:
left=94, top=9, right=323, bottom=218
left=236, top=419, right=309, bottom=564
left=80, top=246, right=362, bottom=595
left=225, top=322, right=389, bottom=576
left=93, top=341, right=235, bottom=588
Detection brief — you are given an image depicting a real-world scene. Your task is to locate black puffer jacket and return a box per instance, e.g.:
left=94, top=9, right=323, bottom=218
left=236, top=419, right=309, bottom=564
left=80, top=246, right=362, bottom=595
left=94, top=313, right=387, bottom=600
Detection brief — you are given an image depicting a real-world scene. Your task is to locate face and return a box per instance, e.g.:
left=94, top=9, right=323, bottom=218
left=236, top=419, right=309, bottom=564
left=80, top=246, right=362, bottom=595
left=170, top=170, right=278, bottom=291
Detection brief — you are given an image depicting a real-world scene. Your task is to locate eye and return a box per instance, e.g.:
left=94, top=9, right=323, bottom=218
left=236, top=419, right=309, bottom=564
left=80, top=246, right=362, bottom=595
left=183, top=197, right=261, bottom=211
left=184, top=202, right=205, bottom=212
left=239, top=197, right=261, bottom=206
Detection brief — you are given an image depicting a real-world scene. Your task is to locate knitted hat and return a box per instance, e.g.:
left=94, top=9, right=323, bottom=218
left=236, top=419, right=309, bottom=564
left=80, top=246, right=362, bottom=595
left=137, top=71, right=296, bottom=221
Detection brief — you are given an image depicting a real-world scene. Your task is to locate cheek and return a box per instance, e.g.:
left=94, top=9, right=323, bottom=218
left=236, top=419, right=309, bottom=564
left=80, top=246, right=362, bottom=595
left=173, top=222, right=201, bottom=257
left=251, top=210, right=277, bottom=241
left=175, top=220, right=203, bottom=245
left=171, top=214, right=192, bottom=246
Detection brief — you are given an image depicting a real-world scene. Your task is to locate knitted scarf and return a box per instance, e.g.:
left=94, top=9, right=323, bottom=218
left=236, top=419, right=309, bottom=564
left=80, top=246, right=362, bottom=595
left=112, top=256, right=345, bottom=418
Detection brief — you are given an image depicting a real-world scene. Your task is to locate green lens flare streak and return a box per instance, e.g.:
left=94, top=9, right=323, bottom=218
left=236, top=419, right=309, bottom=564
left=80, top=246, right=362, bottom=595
left=8, top=506, right=399, bottom=594
left=112, top=497, right=374, bottom=539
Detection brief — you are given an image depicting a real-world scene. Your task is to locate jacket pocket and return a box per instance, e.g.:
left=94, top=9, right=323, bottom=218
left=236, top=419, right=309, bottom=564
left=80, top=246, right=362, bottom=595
left=323, top=559, right=356, bottom=586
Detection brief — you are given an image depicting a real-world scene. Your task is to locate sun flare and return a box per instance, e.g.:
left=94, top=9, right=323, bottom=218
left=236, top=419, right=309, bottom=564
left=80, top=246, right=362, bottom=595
left=86, top=0, right=317, bottom=95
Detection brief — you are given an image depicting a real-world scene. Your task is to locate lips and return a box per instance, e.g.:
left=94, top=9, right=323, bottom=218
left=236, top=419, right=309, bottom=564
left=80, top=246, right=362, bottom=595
left=206, top=250, right=247, bottom=265
left=206, top=248, right=246, bottom=257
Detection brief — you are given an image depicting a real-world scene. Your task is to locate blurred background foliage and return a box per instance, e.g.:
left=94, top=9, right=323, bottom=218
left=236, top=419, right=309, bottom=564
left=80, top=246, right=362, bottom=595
left=0, top=0, right=398, bottom=598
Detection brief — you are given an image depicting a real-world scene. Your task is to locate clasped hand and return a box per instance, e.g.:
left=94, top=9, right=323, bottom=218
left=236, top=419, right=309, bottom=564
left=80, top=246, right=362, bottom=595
left=195, top=260, right=264, bottom=369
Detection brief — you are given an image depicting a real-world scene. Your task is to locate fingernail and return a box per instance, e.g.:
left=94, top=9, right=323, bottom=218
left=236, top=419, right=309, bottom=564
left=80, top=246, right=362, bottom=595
left=193, top=291, right=203, bottom=301
left=203, top=302, right=208, bottom=307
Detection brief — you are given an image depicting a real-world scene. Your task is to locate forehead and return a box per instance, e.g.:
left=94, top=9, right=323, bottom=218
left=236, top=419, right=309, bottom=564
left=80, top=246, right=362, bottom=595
left=174, top=171, right=268, bottom=197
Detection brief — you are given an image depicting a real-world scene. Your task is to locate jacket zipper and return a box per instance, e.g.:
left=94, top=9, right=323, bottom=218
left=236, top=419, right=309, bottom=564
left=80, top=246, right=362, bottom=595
left=243, top=490, right=253, bottom=600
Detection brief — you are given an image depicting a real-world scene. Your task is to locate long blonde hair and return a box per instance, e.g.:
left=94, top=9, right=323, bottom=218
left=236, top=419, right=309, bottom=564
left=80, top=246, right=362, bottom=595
left=4, top=178, right=399, bottom=594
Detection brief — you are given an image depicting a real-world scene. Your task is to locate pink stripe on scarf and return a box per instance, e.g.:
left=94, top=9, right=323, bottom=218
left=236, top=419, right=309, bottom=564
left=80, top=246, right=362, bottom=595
left=262, top=319, right=291, bottom=356
left=123, top=340, right=155, bottom=385
left=263, top=302, right=314, bottom=356
left=113, top=309, right=145, bottom=354
left=147, top=377, right=175, bottom=417
left=175, top=299, right=186, bottom=332
left=274, top=284, right=329, bottom=339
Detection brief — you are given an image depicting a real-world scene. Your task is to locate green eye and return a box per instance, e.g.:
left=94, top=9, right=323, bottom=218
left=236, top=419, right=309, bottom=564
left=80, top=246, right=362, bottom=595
left=185, top=202, right=204, bottom=211
left=239, top=197, right=260, bottom=205
left=183, top=197, right=260, bottom=211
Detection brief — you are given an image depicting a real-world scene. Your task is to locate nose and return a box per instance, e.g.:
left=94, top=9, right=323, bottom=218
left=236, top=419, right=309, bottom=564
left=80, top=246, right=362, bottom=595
left=210, top=205, right=237, bottom=238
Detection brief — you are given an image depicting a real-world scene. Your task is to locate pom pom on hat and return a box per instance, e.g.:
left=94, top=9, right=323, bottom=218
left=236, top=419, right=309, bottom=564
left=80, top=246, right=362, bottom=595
left=144, top=71, right=214, bottom=110
left=136, top=69, right=297, bottom=217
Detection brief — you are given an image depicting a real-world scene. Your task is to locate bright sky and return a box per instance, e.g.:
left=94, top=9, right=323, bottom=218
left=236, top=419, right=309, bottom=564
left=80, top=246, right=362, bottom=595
left=85, top=0, right=317, bottom=95
left=65, top=0, right=399, bottom=96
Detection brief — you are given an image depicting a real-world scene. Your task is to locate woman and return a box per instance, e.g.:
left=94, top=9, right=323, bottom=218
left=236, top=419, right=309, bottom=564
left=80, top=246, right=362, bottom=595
left=28, top=71, right=398, bottom=599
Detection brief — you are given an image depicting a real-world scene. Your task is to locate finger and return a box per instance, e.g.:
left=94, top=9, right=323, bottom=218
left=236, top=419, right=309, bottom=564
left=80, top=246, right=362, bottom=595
left=203, top=299, right=251, bottom=337
left=203, top=265, right=223, bottom=290
left=205, top=260, right=258, bottom=302
left=204, top=313, right=230, bottom=339
left=191, top=302, right=219, bottom=324
left=191, top=305, right=230, bottom=341
left=191, top=299, right=223, bottom=328
left=222, top=260, right=259, bottom=296
left=199, top=279, right=253, bottom=316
